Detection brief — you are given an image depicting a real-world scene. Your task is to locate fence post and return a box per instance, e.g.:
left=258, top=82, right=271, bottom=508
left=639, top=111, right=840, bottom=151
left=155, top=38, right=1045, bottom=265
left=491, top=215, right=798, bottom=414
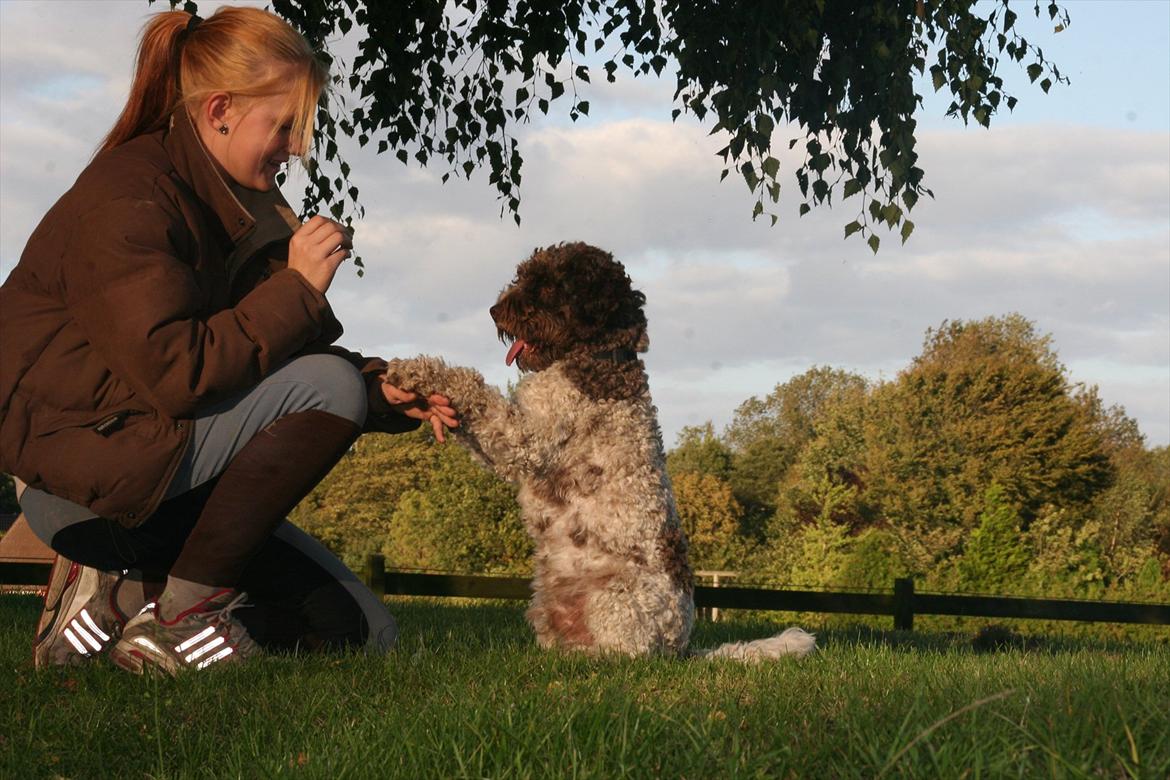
left=364, top=554, right=385, bottom=598
left=893, top=577, right=914, bottom=631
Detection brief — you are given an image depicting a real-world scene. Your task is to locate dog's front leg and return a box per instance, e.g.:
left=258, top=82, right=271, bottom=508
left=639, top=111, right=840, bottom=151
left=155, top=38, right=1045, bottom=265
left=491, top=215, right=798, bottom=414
left=383, top=356, right=536, bottom=482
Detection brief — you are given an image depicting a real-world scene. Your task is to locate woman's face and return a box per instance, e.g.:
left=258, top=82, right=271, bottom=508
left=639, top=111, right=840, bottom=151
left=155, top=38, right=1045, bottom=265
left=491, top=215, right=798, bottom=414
left=210, top=91, right=300, bottom=192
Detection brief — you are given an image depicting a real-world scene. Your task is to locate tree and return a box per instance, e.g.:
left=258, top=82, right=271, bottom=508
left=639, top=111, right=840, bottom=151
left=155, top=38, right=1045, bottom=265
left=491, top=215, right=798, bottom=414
left=862, top=314, right=1115, bottom=536
left=289, top=429, right=451, bottom=568
left=289, top=427, right=527, bottom=573
left=766, top=314, right=1120, bottom=574
left=166, top=0, right=1068, bottom=250
left=839, top=528, right=906, bottom=590
left=670, top=470, right=746, bottom=571
left=1083, top=444, right=1170, bottom=585
left=958, top=483, right=1030, bottom=592
left=724, top=366, right=868, bottom=514
left=386, top=460, right=530, bottom=574
left=665, top=422, right=733, bottom=482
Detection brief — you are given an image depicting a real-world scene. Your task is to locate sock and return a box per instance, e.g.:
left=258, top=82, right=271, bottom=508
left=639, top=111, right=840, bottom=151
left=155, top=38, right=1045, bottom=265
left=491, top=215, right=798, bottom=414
left=157, top=575, right=227, bottom=621
left=113, top=570, right=163, bottom=620
left=112, top=570, right=147, bottom=617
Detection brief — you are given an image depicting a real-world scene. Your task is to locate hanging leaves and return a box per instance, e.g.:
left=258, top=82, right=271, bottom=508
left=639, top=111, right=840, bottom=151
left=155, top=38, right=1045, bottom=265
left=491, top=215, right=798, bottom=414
left=168, top=0, right=1068, bottom=253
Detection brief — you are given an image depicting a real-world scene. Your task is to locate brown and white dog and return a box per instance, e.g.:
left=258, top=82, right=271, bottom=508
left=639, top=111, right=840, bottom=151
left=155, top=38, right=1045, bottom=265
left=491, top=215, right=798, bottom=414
left=385, top=243, right=814, bottom=660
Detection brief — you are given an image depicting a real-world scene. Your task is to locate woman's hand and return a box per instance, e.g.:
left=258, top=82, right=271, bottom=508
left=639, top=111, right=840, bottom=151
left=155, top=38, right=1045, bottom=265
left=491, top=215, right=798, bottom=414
left=288, top=215, right=352, bottom=294
left=382, top=383, right=459, bottom=442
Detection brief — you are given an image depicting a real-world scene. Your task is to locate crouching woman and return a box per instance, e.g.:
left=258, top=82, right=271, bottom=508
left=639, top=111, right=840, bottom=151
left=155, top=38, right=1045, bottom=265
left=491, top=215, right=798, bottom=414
left=0, top=6, right=455, bottom=673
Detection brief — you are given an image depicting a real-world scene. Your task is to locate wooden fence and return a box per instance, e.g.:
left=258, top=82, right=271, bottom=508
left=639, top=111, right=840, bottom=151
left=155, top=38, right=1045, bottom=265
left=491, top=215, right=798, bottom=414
left=363, top=555, right=1169, bottom=631
left=3, top=555, right=1169, bottom=632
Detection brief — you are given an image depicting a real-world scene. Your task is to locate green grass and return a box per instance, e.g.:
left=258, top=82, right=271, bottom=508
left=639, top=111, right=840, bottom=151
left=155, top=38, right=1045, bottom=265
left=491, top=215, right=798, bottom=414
left=2, top=595, right=1168, bottom=779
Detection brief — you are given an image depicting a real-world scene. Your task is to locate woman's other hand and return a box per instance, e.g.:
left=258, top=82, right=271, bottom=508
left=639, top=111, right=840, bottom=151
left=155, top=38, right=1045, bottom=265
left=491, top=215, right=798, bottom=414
left=382, top=383, right=459, bottom=442
left=288, top=215, right=352, bottom=294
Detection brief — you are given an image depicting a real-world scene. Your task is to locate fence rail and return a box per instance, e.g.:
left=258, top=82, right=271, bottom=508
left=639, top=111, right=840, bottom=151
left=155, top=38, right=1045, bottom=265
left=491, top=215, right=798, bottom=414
left=3, top=556, right=1168, bottom=632
left=362, top=556, right=1169, bottom=631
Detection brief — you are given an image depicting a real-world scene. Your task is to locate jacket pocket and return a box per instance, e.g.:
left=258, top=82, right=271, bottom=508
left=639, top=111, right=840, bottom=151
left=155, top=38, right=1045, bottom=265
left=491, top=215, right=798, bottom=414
left=35, top=409, right=144, bottom=437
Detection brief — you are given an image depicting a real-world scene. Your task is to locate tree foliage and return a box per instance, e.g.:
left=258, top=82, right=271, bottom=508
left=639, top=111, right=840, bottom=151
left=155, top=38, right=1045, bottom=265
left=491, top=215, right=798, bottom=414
left=861, top=314, right=1115, bottom=535
left=666, top=422, right=733, bottom=482
left=290, top=428, right=528, bottom=573
left=725, top=366, right=868, bottom=512
left=959, top=483, right=1031, bottom=591
left=670, top=470, right=745, bottom=571
left=1081, top=445, right=1170, bottom=585
left=280, top=314, right=1165, bottom=610
left=289, top=431, right=444, bottom=567
left=387, top=464, right=530, bottom=575
left=743, top=314, right=1163, bottom=599
left=168, top=0, right=1068, bottom=250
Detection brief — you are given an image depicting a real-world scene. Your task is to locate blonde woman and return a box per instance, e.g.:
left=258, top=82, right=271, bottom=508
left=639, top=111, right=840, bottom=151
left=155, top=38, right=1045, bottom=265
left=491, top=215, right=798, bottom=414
left=0, top=7, right=456, bottom=673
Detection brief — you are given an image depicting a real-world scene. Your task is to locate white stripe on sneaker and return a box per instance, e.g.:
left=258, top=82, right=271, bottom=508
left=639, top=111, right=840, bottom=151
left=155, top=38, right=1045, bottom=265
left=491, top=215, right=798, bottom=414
left=175, top=626, right=217, bottom=654
left=196, top=646, right=234, bottom=669
left=185, top=635, right=225, bottom=663
left=63, top=627, right=90, bottom=655
left=79, top=609, right=110, bottom=643
left=132, top=635, right=164, bottom=655
left=70, top=620, right=103, bottom=652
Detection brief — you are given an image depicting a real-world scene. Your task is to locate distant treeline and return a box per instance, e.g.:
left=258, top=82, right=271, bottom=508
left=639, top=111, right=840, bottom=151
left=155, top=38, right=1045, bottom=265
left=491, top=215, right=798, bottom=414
left=286, top=313, right=1168, bottom=620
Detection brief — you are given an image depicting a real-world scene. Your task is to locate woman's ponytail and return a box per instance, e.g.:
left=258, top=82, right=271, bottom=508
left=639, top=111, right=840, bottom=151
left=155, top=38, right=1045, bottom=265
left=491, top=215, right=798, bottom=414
left=97, top=8, right=327, bottom=160
left=97, top=11, right=192, bottom=155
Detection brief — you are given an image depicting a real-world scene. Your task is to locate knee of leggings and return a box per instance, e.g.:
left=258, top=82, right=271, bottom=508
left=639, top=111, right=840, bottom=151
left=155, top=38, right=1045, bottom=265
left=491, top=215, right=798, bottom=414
left=287, top=354, right=368, bottom=426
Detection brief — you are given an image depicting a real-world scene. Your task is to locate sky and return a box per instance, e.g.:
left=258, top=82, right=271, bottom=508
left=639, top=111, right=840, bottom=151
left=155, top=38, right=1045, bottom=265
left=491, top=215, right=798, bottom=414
left=1, top=0, right=1168, bottom=447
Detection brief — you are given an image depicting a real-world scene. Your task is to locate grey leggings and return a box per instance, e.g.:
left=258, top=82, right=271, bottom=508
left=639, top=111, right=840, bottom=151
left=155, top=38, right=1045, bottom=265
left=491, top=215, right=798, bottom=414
left=24, top=354, right=367, bottom=540
left=20, top=354, right=396, bottom=652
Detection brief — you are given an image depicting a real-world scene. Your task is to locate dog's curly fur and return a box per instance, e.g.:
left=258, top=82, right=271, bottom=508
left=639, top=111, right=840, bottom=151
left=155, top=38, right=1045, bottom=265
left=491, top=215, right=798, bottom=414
left=385, top=243, right=814, bottom=660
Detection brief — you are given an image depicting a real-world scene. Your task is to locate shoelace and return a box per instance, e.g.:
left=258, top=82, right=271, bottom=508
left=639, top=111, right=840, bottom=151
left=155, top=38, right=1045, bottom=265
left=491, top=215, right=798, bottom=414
left=211, top=592, right=259, bottom=653
left=213, top=591, right=253, bottom=622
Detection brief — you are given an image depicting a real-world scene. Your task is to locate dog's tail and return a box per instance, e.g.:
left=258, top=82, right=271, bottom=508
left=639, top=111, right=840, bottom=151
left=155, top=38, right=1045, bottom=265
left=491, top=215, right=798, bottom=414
left=689, top=626, right=817, bottom=662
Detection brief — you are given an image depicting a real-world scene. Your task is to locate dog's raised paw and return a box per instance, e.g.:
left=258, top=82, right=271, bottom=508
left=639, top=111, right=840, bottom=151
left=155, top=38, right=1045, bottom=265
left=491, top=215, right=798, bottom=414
left=382, top=356, right=440, bottom=395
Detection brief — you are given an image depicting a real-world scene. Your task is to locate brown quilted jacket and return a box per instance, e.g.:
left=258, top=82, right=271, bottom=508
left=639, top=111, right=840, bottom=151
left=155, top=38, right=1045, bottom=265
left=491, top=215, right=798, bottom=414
left=0, top=109, right=415, bottom=527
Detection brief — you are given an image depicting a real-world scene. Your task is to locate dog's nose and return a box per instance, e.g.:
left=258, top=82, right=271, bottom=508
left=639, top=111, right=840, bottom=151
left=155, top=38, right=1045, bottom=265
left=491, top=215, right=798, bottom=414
left=489, top=303, right=501, bottom=321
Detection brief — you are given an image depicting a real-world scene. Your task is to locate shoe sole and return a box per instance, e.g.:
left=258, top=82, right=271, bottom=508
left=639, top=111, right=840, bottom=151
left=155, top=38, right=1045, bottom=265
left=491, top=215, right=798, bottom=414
left=34, top=559, right=123, bottom=668
left=35, top=558, right=98, bottom=667
left=110, top=629, right=181, bottom=676
left=109, top=645, right=149, bottom=675
left=35, top=555, right=74, bottom=641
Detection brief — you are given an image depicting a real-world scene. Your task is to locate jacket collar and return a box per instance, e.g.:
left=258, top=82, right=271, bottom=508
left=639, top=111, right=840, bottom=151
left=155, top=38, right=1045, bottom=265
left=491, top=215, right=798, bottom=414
left=164, top=107, right=256, bottom=244
left=164, top=108, right=301, bottom=280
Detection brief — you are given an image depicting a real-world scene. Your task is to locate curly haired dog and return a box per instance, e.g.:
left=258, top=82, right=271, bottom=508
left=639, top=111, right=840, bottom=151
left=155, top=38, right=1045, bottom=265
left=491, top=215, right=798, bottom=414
left=385, top=243, right=814, bottom=660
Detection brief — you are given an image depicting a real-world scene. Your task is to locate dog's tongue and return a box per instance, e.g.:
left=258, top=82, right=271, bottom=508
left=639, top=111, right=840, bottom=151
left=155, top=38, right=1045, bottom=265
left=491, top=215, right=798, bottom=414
left=505, top=339, right=528, bottom=366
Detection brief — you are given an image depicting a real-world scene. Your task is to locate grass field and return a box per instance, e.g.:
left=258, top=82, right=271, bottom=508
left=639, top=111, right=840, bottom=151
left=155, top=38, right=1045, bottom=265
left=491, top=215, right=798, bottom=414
left=2, top=595, right=1168, bottom=779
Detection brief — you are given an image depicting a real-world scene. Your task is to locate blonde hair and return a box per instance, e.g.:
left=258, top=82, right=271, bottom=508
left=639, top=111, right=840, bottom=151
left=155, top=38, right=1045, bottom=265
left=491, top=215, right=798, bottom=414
left=99, top=7, right=328, bottom=162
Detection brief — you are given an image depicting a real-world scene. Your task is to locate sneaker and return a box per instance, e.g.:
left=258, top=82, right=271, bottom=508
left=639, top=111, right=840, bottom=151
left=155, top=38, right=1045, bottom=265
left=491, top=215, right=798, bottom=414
left=109, top=589, right=260, bottom=675
left=34, top=557, right=130, bottom=668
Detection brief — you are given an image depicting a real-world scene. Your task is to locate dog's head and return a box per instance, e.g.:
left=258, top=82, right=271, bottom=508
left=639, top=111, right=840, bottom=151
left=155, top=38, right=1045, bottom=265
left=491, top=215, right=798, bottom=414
left=490, top=243, right=648, bottom=374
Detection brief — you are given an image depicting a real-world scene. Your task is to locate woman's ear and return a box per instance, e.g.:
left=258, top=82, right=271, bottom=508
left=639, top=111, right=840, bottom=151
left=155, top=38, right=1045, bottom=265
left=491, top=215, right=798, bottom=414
left=202, top=92, right=233, bottom=131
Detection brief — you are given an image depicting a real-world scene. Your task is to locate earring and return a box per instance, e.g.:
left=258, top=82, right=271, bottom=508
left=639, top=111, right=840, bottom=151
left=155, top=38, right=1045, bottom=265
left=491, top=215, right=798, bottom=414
left=218, top=125, right=229, bottom=135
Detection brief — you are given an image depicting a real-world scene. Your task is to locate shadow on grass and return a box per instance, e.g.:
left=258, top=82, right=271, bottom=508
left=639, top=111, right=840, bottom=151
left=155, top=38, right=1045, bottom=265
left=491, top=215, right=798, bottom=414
left=692, top=610, right=1168, bottom=656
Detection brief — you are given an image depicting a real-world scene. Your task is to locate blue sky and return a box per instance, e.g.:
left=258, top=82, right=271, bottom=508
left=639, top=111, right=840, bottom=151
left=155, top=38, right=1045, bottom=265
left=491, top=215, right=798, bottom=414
left=1, top=0, right=1168, bottom=446
left=917, top=1, right=1170, bottom=131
